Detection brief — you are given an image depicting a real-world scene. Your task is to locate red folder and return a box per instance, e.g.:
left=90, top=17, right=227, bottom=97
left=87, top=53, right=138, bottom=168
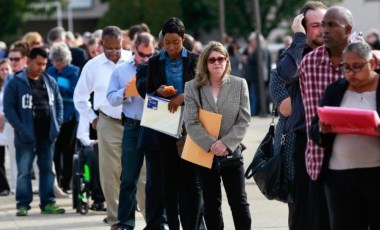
left=317, top=106, right=380, bottom=136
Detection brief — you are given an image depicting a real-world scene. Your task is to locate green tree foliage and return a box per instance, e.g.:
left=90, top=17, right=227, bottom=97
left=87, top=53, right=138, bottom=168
left=99, top=0, right=341, bottom=40
left=98, top=0, right=182, bottom=37
left=0, top=0, right=59, bottom=43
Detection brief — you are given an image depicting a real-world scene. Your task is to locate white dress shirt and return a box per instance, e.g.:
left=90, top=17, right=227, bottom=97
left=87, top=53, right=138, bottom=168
left=107, top=59, right=145, bottom=120
left=74, top=50, right=132, bottom=123
left=76, top=113, right=95, bottom=147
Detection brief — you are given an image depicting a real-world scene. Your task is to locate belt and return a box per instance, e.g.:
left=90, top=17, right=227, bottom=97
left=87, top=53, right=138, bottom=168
left=122, top=115, right=141, bottom=126
left=99, top=111, right=122, bottom=123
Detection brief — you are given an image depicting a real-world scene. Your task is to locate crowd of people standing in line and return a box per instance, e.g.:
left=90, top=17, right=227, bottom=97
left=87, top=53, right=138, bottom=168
left=0, top=2, right=380, bottom=229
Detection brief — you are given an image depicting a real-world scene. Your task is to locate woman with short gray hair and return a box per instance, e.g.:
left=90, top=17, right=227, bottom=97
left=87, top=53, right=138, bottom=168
left=47, top=42, right=80, bottom=193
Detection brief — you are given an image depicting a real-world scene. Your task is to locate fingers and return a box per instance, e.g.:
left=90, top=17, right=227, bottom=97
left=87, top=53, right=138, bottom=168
left=291, top=14, right=306, bottom=34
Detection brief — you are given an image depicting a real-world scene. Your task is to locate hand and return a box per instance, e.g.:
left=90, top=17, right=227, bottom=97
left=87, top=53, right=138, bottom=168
left=168, top=94, right=184, bottom=113
left=156, top=85, right=177, bottom=98
left=90, top=140, right=98, bottom=147
left=279, top=97, right=291, bottom=117
left=92, top=117, right=99, bottom=130
left=375, top=125, right=380, bottom=134
left=210, top=140, right=228, bottom=157
left=319, top=121, right=332, bottom=134
left=291, top=14, right=306, bottom=34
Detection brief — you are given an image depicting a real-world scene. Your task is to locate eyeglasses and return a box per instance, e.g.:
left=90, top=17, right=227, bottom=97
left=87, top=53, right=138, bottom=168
left=136, top=49, right=153, bottom=58
left=342, top=61, right=369, bottom=73
left=103, top=48, right=121, bottom=54
left=207, top=56, right=227, bottom=64
left=9, top=57, right=21, bottom=62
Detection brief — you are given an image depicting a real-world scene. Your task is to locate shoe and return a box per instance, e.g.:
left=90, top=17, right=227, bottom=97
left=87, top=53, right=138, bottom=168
left=90, top=202, right=106, bottom=211
left=54, top=186, right=69, bottom=198
left=41, top=203, right=65, bottom=214
left=0, top=190, right=10, bottom=196
left=16, top=207, right=29, bottom=216
left=103, top=217, right=108, bottom=224
left=63, top=189, right=72, bottom=195
left=110, top=223, right=118, bottom=230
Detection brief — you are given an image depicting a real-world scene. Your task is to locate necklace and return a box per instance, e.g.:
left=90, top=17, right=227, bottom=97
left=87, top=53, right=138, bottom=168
left=211, top=84, right=221, bottom=88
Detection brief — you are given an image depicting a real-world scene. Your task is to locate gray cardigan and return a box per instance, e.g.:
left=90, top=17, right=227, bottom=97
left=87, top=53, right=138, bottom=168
left=184, top=75, right=251, bottom=153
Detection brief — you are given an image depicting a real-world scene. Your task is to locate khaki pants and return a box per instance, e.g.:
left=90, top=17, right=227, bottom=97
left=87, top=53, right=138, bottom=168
left=97, top=114, right=123, bottom=226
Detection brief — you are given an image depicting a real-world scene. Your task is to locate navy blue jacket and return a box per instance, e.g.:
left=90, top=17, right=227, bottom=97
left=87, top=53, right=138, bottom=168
left=47, top=64, right=80, bottom=122
left=3, top=69, right=63, bottom=147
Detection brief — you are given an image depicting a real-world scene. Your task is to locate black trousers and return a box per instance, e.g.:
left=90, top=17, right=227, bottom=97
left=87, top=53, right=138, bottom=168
left=0, top=146, right=10, bottom=192
left=325, top=167, right=380, bottom=230
left=81, top=144, right=105, bottom=203
left=54, top=119, right=78, bottom=190
left=157, top=133, right=202, bottom=230
left=196, top=163, right=251, bottom=230
left=288, top=132, right=310, bottom=230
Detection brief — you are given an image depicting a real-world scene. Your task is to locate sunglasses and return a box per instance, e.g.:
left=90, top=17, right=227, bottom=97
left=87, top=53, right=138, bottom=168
left=136, top=50, right=153, bottom=58
left=342, top=61, right=368, bottom=73
left=9, top=57, right=21, bottom=62
left=104, top=48, right=121, bottom=54
left=208, top=56, right=227, bottom=64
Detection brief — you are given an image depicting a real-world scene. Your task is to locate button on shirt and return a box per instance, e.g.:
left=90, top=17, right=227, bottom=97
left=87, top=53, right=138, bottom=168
left=299, top=45, right=343, bottom=180
left=74, top=51, right=133, bottom=123
left=160, top=48, right=187, bottom=94
left=106, top=58, right=144, bottom=120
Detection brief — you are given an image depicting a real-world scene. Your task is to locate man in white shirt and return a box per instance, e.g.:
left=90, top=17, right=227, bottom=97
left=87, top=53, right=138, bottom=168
left=107, top=32, right=155, bottom=230
left=74, top=26, right=132, bottom=229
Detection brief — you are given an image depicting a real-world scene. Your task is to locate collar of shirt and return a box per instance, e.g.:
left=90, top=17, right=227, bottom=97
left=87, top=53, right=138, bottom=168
left=159, top=48, right=188, bottom=60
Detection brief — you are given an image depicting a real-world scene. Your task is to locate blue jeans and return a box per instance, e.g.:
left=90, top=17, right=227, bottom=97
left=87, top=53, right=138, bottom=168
left=15, top=139, right=55, bottom=210
left=118, top=120, right=144, bottom=228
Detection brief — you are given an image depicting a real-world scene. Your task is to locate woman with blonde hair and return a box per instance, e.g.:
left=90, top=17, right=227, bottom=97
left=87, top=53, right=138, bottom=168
left=184, top=41, right=251, bottom=229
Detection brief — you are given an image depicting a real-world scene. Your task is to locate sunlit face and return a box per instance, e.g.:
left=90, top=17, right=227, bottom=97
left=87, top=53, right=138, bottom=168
left=322, top=11, right=351, bottom=49
left=342, top=51, right=375, bottom=90
left=133, top=43, right=154, bottom=65
left=101, top=36, right=122, bottom=63
left=163, top=33, right=184, bottom=59
left=27, top=55, right=48, bottom=79
left=305, top=8, right=326, bottom=48
left=88, top=43, right=100, bottom=58
left=8, top=51, right=27, bottom=72
left=0, top=62, right=12, bottom=80
left=207, top=51, right=227, bottom=78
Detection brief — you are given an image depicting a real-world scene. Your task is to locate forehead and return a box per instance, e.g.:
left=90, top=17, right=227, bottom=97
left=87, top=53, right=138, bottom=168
left=209, top=51, right=224, bottom=57
left=103, top=36, right=122, bottom=46
left=343, top=51, right=366, bottom=62
left=323, top=10, right=345, bottom=23
left=164, top=33, right=183, bottom=41
left=9, top=51, right=22, bottom=57
left=30, top=55, right=48, bottom=63
left=136, top=43, right=154, bottom=51
left=305, top=8, right=326, bottom=23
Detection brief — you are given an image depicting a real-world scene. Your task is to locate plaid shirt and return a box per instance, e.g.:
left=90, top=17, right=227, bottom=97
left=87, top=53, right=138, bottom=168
left=299, top=45, right=344, bottom=180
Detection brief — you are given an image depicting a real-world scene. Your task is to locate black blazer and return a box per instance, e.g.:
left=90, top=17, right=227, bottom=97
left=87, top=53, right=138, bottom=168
left=146, top=50, right=198, bottom=95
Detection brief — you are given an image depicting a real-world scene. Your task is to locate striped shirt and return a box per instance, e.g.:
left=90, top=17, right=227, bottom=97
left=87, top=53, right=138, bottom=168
left=299, top=45, right=344, bottom=180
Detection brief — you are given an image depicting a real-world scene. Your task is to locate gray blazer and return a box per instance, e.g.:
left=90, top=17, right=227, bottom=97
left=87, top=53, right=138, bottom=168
left=184, top=75, right=251, bottom=153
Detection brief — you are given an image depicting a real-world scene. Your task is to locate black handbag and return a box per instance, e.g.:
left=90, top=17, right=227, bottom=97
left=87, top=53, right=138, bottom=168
left=244, top=109, right=288, bottom=203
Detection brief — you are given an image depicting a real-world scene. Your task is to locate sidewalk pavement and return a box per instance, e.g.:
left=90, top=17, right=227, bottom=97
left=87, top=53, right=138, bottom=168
left=0, top=116, right=289, bottom=230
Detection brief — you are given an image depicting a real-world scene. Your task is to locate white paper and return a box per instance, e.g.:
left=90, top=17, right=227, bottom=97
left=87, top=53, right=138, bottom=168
left=140, top=94, right=183, bottom=138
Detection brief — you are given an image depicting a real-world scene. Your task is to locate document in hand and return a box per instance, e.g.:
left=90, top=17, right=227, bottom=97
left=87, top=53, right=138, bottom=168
left=317, top=106, right=380, bottom=136
left=181, top=109, right=222, bottom=168
left=124, top=76, right=139, bottom=97
left=140, top=94, right=183, bottom=138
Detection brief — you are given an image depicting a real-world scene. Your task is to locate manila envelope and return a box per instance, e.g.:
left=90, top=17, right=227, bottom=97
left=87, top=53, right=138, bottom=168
left=181, top=109, right=222, bottom=168
left=124, top=76, right=139, bottom=97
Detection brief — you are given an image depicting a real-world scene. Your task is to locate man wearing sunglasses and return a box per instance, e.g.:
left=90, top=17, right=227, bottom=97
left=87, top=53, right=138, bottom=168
left=106, top=32, right=155, bottom=230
